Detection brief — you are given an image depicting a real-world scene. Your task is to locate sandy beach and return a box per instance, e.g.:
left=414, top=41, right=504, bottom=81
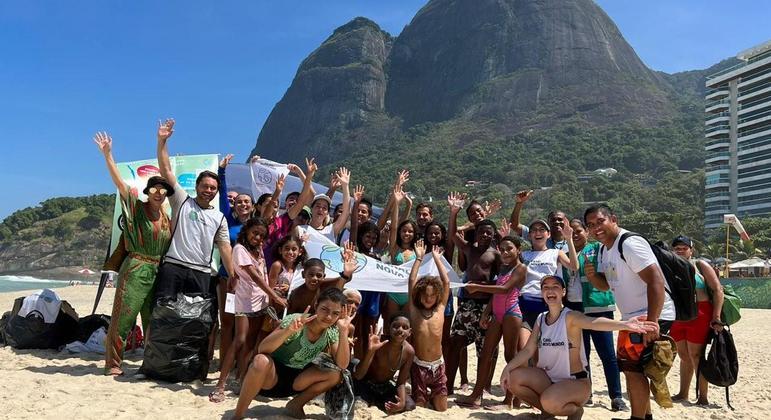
left=1, top=285, right=768, bottom=419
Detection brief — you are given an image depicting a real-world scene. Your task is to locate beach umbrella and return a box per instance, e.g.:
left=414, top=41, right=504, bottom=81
left=78, top=268, right=96, bottom=275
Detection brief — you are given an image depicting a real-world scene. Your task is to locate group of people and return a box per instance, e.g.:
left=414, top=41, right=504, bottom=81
left=94, top=119, right=726, bottom=420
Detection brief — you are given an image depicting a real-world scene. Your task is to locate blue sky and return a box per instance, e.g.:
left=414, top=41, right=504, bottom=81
left=1, top=0, right=769, bottom=220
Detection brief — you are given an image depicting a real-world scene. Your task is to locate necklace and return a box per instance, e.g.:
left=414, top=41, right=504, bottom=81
left=419, top=307, right=435, bottom=320
left=388, top=342, right=404, bottom=373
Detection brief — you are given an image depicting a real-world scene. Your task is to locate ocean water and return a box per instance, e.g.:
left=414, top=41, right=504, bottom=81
left=0, top=275, right=72, bottom=294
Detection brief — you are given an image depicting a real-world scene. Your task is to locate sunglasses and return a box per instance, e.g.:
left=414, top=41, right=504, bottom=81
left=148, top=187, right=168, bottom=195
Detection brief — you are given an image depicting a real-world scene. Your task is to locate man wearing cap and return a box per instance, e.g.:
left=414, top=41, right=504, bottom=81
left=154, top=118, right=235, bottom=304
left=298, top=167, right=351, bottom=244
left=583, top=204, right=675, bottom=420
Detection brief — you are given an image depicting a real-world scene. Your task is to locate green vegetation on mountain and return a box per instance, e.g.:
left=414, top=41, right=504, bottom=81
left=0, top=195, right=114, bottom=275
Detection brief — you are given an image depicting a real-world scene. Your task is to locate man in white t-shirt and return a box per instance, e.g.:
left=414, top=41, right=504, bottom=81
left=583, top=204, right=673, bottom=420
left=153, top=118, right=235, bottom=304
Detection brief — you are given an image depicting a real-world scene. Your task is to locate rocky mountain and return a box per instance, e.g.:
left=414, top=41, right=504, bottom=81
left=251, top=0, right=683, bottom=165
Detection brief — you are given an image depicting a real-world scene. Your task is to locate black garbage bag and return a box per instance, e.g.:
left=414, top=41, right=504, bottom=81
left=4, top=296, right=79, bottom=349
left=139, top=293, right=213, bottom=382
left=75, top=314, right=111, bottom=343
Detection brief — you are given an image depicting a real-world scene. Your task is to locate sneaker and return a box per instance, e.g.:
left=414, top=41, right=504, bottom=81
left=611, top=397, right=629, bottom=412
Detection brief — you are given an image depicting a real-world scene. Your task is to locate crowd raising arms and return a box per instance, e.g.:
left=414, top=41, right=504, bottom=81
left=92, top=118, right=726, bottom=420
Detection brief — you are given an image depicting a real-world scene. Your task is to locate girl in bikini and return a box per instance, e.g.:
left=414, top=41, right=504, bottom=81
left=456, top=235, right=526, bottom=409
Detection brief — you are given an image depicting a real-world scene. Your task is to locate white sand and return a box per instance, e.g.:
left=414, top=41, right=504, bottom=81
left=1, top=286, right=768, bottom=419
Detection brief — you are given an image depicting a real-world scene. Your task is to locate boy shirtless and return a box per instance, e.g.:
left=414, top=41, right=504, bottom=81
left=286, top=250, right=356, bottom=314
left=407, top=240, right=452, bottom=411
left=445, top=192, right=501, bottom=394
left=353, top=314, right=416, bottom=414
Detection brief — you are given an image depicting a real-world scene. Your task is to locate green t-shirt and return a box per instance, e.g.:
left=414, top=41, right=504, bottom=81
left=579, top=241, right=616, bottom=313
left=271, top=313, right=339, bottom=369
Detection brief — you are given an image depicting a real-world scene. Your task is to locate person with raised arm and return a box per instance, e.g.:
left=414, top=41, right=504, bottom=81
left=500, top=275, right=658, bottom=420
left=405, top=240, right=452, bottom=411
left=445, top=192, right=501, bottom=396
left=95, top=131, right=173, bottom=376
left=353, top=316, right=416, bottom=414
left=153, top=118, right=234, bottom=309
left=215, top=153, right=255, bottom=366
left=233, top=288, right=355, bottom=419
left=299, top=167, right=351, bottom=244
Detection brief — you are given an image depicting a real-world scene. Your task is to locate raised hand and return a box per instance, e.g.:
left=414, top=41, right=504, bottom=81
left=367, top=325, right=389, bottom=353
left=342, top=242, right=359, bottom=275
left=353, top=185, right=365, bottom=202
left=287, top=306, right=316, bottom=333
left=287, top=163, right=301, bottom=175
left=414, top=239, right=426, bottom=259
left=515, top=189, right=534, bottom=203
left=219, top=153, right=234, bottom=169
left=447, top=192, right=466, bottom=213
left=393, top=185, right=406, bottom=203
left=336, top=304, right=356, bottom=333
left=431, top=245, right=444, bottom=260
left=329, top=173, right=342, bottom=189
left=395, top=169, right=410, bottom=188
left=336, top=167, right=351, bottom=186
left=498, top=218, right=512, bottom=237
left=275, top=173, right=286, bottom=192
left=561, top=215, right=574, bottom=238
left=157, top=118, right=175, bottom=143
left=93, top=131, right=112, bottom=155
left=484, top=198, right=502, bottom=217
left=305, top=157, right=318, bottom=177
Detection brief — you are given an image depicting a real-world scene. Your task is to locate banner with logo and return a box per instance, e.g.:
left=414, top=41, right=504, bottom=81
left=290, top=228, right=464, bottom=293
left=108, top=154, right=219, bottom=255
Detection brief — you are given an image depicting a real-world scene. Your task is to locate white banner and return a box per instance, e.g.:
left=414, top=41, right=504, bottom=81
left=290, top=228, right=464, bottom=293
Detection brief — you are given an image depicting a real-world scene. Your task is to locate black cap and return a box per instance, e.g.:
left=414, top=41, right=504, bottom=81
left=540, top=275, right=565, bottom=288
left=143, top=176, right=175, bottom=196
left=671, top=235, right=692, bottom=248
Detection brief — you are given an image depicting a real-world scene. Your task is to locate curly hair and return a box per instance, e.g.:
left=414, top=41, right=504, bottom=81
left=412, top=275, right=444, bottom=311
left=271, top=235, right=306, bottom=269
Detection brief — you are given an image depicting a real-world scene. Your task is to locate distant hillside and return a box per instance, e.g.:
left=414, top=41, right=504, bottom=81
left=0, top=195, right=114, bottom=279
left=247, top=0, right=744, bottom=241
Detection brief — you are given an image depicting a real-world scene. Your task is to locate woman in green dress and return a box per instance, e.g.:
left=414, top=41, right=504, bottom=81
left=94, top=130, right=173, bottom=376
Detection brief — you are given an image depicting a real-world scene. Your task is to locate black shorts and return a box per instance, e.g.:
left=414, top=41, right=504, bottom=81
left=354, top=379, right=398, bottom=411
left=259, top=361, right=305, bottom=398
left=154, top=262, right=212, bottom=300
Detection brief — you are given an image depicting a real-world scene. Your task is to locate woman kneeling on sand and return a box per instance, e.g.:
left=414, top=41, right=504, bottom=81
left=234, top=287, right=354, bottom=419
left=500, top=275, right=657, bottom=419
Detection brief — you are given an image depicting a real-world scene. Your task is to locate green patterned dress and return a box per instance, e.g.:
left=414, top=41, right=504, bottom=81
left=104, top=187, right=171, bottom=374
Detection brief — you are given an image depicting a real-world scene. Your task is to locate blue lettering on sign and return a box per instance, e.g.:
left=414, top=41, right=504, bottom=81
left=376, top=262, right=407, bottom=278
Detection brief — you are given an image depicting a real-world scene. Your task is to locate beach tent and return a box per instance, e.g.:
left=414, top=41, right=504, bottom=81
left=729, top=257, right=771, bottom=277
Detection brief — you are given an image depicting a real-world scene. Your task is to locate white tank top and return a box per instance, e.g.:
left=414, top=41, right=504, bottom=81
left=520, top=249, right=561, bottom=297
left=536, top=308, right=586, bottom=383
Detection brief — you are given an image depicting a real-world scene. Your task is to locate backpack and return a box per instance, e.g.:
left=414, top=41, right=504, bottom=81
left=695, top=263, right=742, bottom=326
left=697, top=328, right=738, bottom=410
left=604, top=232, right=698, bottom=321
